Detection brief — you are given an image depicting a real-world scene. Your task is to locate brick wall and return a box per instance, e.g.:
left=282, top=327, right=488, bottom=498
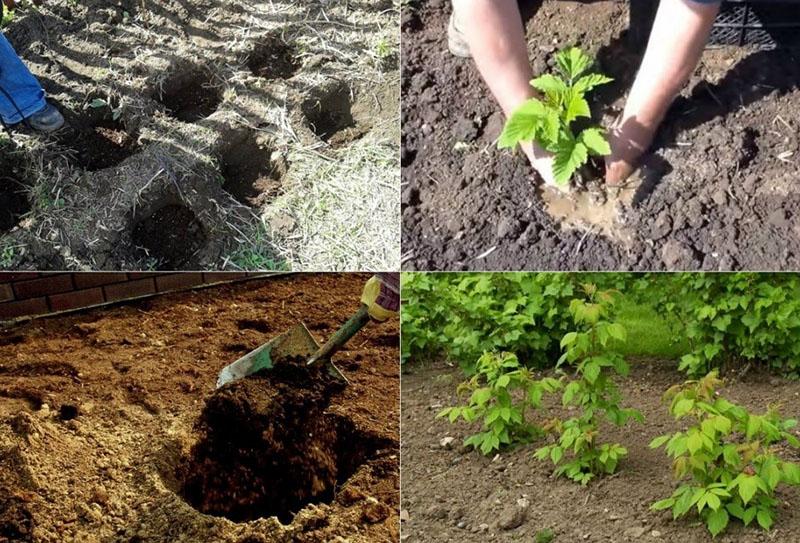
left=0, top=272, right=274, bottom=320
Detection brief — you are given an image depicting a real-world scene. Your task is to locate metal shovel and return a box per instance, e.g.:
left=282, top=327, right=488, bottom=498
left=215, top=305, right=370, bottom=389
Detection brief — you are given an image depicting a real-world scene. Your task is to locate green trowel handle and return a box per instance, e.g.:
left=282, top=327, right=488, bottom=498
left=307, top=305, right=370, bottom=366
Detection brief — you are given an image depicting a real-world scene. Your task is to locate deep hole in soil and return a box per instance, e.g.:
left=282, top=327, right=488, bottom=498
left=178, top=357, right=389, bottom=524
left=158, top=73, right=222, bottom=123
left=132, top=204, right=206, bottom=269
left=0, top=179, right=31, bottom=234
left=247, top=38, right=300, bottom=80
left=236, top=319, right=271, bottom=333
left=65, top=118, right=139, bottom=171
left=219, top=135, right=283, bottom=206
left=58, top=404, right=79, bottom=421
left=301, top=83, right=356, bottom=143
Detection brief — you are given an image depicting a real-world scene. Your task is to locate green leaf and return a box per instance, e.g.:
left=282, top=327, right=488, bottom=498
left=583, top=360, right=600, bottom=384
left=531, top=74, right=567, bottom=105
left=87, top=98, right=108, bottom=109
left=555, top=46, right=593, bottom=81
left=496, top=374, right=511, bottom=388
left=573, top=73, right=613, bottom=94
left=649, top=435, right=670, bottom=449
left=757, top=509, right=773, bottom=531
left=552, top=139, right=587, bottom=185
left=726, top=502, right=745, bottom=520
left=564, top=92, right=590, bottom=124
left=551, top=446, right=563, bottom=464
left=706, top=508, right=729, bottom=537
left=560, top=332, right=578, bottom=348
left=782, top=462, right=800, bottom=484
left=498, top=99, right=547, bottom=149
left=651, top=498, right=674, bottom=510
left=738, top=476, right=758, bottom=505
left=687, top=432, right=704, bottom=454
left=607, top=322, right=626, bottom=341
left=673, top=398, right=695, bottom=417
left=579, top=127, right=611, bottom=156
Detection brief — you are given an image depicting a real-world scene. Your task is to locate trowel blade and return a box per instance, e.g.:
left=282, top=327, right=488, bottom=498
left=215, top=323, right=320, bottom=389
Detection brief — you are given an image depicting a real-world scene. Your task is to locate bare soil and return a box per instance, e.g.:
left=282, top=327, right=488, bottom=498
left=401, top=359, right=800, bottom=542
left=401, top=0, right=800, bottom=270
left=0, top=0, right=398, bottom=270
left=0, top=273, right=400, bottom=543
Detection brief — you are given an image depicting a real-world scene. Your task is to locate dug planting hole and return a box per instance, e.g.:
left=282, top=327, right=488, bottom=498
left=157, top=70, right=223, bottom=123
left=248, top=37, right=300, bottom=80
left=178, top=358, right=391, bottom=524
left=0, top=179, right=30, bottom=235
left=131, top=204, right=206, bottom=269
left=301, top=82, right=357, bottom=144
left=219, top=133, right=285, bottom=207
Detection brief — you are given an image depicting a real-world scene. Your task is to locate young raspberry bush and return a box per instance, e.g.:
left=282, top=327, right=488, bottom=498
left=438, top=351, right=561, bottom=455
left=650, top=371, right=800, bottom=537
left=498, top=46, right=613, bottom=186
left=534, top=285, right=643, bottom=484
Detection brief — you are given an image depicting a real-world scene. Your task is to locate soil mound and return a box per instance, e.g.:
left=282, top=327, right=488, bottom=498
left=179, top=358, right=381, bottom=524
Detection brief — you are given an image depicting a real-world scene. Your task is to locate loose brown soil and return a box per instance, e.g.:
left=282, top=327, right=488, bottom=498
left=401, top=360, right=800, bottom=542
left=401, top=0, right=800, bottom=271
left=0, top=273, right=400, bottom=543
left=0, top=0, right=396, bottom=270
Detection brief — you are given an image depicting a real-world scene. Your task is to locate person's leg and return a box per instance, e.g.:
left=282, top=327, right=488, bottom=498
left=458, top=0, right=557, bottom=185
left=0, top=33, right=47, bottom=126
left=605, top=0, right=721, bottom=185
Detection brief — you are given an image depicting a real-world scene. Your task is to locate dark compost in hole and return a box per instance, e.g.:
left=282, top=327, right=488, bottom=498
left=65, top=118, right=139, bottom=171
left=301, top=83, right=357, bottom=144
left=220, top=135, right=283, bottom=206
left=248, top=38, right=300, bottom=80
left=0, top=179, right=31, bottom=234
left=178, top=358, right=389, bottom=524
left=132, top=204, right=206, bottom=269
left=158, top=74, right=222, bottom=123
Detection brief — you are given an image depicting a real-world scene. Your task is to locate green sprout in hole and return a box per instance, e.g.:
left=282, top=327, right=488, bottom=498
left=498, top=46, right=613, bottom=186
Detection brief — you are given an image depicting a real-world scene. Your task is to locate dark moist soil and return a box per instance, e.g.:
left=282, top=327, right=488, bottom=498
left=248, top=39, right=301, bottom=80
left=401, top=359, right=800, bottom=543
left=0, top=182, right=31, bottom=234
left=401, top=0, right=800, bottom=271
left=301, top=82, right=360, bottom=145
left=131, top=204, right=207, bottom=268
left=55, top=111, right=140, bottom=172
left=180, top=358, right=390, bottom=524
left=0, top=273, right=400, bottom=543
left=221, top=136, right=284, bottom=207
left=158, top=75, right=223, bottom=123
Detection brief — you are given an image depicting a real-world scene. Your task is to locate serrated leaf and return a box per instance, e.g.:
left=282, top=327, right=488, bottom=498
left=564, top=92, right=590, bottom=124
left=531, top=74, right=567, bottom=105
left=649, top=435, right=670, bottom=449
left=556, top=46, right=592, bottom=81
left=757, top=509, right=773, bottom=530
left=573, top=73, right=613, bottom=94
left=497, top=99, right=548, bottom=149
left=707, top=508, right=729, bottom=537
left=551, top=445, right=563, bottom=464
left=738, top=476, right=758, bottom=505
left=583, top=360, right=600, bottom=384
left=552, top=139, right=587, bottom=185
left=651, top=498, right=674, bottom=510
left=579, top=127, right=611, bottom=156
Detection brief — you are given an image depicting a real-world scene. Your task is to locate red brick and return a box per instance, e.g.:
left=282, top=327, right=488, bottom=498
left=49, top=288, right=105, bottom=312
left=13, top=275, right=74, bottom=299
left=104, top=278, right=156, bottom=302
left=73, top=273, right=129, bottom=289
left=155, top=273, right=204, bottom=292
left=0, top=297, right=49, bottom=319
left=0, top=272, right=39, bottom=282
left=202, top=272, right=249, bottom=283
left=0, top=284, right=13, bottom=303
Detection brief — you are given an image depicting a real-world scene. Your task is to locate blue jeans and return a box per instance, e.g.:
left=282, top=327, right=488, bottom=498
left=0, top=33, right=45, bottom=125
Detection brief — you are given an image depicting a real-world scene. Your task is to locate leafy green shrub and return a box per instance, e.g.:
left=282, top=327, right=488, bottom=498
left=498, top=47, right=613, bottom=185
left=401, top=273, right=578, bottom=372
left=437, top=352, right=561, bottom=454
left=534, top=285, right=643, bottom=484
left=654, top=274, right=800, bottom=376
left=650, top=371, right=800, bottom=537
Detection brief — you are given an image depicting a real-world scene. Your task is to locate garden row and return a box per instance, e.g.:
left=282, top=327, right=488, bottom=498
left=401, top=273, right=800, bottom=537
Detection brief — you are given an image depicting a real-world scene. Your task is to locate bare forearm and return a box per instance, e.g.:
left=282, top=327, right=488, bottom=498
left=458, top=0, right=534, bottom=116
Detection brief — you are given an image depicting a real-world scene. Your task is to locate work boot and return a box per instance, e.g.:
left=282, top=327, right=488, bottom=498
left=27, top=102, right=65, bottom=133
left=448, top=0, right=471, bottom=58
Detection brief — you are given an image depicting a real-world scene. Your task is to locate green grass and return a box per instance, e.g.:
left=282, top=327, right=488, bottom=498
left=615, top=297, right=690, bottom=361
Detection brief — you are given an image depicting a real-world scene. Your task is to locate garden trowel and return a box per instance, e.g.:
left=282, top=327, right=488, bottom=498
left=215, top=305, right=370, bottom=388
